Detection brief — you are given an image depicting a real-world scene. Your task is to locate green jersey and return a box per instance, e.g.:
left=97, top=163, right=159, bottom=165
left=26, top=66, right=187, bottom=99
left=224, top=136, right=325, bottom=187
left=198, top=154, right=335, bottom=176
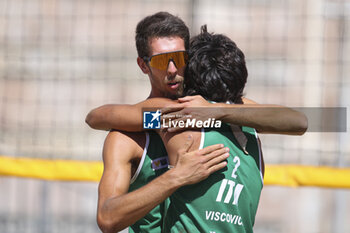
left=128, top=131, right=169, bottom=233
left=163, top=124, right=263, bottom=233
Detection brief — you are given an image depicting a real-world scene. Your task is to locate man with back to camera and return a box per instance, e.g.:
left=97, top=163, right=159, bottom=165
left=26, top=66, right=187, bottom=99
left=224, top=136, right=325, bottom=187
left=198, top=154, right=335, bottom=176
left=160, top=26, right=265, bottom=233
left=86, top=12, right=307, bottom=232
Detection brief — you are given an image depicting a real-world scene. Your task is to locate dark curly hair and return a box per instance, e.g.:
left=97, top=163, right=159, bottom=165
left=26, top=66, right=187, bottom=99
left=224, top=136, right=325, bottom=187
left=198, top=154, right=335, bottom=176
left=135, top=12, right=190, bottom=58
left=184, top=25, right=247, bottom=104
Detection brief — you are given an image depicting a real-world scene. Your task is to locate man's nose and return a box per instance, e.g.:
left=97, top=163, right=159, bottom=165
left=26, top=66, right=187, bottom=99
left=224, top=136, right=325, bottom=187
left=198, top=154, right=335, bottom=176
left=167, top=60, right=178, bottom=76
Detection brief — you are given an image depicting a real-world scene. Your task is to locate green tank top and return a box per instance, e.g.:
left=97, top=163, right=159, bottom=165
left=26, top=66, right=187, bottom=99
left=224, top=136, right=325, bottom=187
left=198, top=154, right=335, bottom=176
left=128, top=131, right=169, bottom=233
left=163, top=124, right=263, bottom=233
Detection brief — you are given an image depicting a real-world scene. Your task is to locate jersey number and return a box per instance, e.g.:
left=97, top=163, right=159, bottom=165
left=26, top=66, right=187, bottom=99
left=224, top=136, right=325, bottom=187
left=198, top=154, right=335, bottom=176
left=215, top=156, right=243, bottom=205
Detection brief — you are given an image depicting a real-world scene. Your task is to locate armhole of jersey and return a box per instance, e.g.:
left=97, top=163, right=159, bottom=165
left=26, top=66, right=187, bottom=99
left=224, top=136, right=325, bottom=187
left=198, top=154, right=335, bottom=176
left=254, top=130, right=264, bottom=185
left=130, top=132, right=150, bottom=184
left=199, top=128, right=205, bottom=149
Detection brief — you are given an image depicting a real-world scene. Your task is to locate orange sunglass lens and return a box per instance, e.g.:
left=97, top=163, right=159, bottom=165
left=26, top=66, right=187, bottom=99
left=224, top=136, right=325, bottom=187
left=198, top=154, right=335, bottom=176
left=149, top=54, right=169, bottom=70
left=149, top=51, right=187, bottom=70
left=173, top=52, right=188, bottom=69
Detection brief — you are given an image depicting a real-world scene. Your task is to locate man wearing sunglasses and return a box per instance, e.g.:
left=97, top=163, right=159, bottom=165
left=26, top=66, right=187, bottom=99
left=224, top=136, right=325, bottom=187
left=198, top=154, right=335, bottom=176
left=93, top=12, right=231, bottom=233
left=88, top=12, right=307, bottom=233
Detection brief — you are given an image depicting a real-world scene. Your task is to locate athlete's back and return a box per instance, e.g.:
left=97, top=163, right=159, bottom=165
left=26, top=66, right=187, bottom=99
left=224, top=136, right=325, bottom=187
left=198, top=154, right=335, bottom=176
left=163, top=124, right=263, bottom=233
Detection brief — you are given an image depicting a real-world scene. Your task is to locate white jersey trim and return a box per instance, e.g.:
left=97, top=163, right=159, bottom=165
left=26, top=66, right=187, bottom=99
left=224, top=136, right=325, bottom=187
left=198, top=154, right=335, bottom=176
left=130, top=132, right=150, bottom=184
left=254, top=130, right=264, bottom=185
left=199, top=128, right=205, bottom=149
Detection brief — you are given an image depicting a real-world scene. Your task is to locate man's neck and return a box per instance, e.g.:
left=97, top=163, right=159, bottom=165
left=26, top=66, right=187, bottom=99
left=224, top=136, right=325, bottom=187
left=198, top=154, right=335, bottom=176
left=148, top=90, right=178, bottom=100
left=148, top=88, right=163, bottom=99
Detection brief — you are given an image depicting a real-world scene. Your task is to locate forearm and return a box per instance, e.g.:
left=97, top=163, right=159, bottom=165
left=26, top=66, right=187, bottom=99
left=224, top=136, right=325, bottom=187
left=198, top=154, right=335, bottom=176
left=99, top=169, right=182, bottom=232
left=86, top=104, right=142, bottom=131
left=215, top=104, right=308, bottom=135
left=86, top=98, right=175, bottom=131
left=164, top=95, right=307, bottom=135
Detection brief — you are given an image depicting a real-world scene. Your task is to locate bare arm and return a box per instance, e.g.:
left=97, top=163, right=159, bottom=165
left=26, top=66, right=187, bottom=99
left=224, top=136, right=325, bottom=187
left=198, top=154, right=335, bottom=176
left=218, top=103, right=307, bottom=135
left=85, top=98, right=175, bottom=131
left=162, top=95, right=308, bottom=135
left=86, top=96, right=307, bottom=135
left=97, top=131, right=229, bottom=233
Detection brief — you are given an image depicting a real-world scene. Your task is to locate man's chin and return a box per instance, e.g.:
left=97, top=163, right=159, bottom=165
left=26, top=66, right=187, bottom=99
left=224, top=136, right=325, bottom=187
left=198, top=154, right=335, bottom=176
left=166, top=93, right=179, bottom=100
left=164, top=86, right=183, bottom=99
left=165, top=90, right=183, bottom=100
left=174, top=88, right=184, bottom=99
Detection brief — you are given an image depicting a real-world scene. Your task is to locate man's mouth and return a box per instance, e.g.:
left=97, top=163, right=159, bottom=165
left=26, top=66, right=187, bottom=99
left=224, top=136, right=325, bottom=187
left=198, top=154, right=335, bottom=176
left=168, top=82, right=180, bottom=90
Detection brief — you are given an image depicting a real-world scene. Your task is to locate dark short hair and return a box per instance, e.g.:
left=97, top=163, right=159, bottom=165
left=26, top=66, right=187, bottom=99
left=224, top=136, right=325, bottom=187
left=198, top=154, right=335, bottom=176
left=184, top=25, right=247, bottom=104
left=135, top=12, right=190, bottom=58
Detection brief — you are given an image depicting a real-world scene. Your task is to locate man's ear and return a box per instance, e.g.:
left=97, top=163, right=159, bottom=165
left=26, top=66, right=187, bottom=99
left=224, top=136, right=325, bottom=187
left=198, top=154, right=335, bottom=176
left=137, top=57, right=150, bottom=74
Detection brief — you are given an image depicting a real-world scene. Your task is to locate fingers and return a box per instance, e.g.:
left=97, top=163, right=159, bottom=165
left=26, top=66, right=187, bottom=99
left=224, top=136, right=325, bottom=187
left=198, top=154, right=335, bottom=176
left=197, top=143, right=224, bottom=156
left=199, top=146, right=230, bottom=175
left=178, top=96, right=195, bottom=103
left=201, top=147, right=229, bottom=163
left=161, top=103, right=185, bottom=115
left=207, top=161, right=228, bottom=175
left=205, top=150, right=229, bottom=167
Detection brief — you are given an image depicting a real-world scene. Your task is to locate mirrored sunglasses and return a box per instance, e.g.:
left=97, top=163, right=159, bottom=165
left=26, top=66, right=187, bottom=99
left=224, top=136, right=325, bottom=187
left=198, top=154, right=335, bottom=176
left=143, top=50, right=188, bottom=71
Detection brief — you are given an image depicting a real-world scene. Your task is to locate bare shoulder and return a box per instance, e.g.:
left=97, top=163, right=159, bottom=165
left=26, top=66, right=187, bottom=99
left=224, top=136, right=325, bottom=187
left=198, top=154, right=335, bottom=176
left=103, top=130, right=146, bottom=164
left=137, top=97, right=177, bottom=107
